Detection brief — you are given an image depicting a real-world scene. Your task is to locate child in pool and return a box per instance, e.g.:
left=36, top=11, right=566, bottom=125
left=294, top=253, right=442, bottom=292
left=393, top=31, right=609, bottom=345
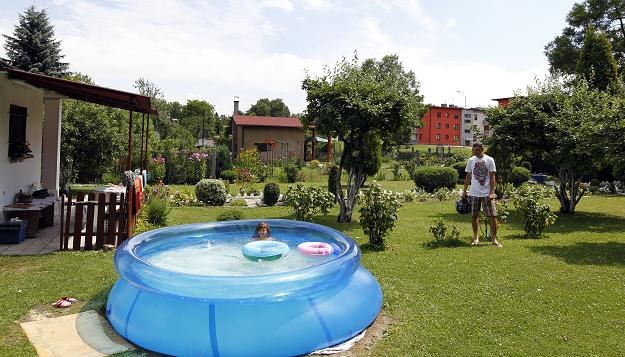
left=252, top=222, right=273, bottom=241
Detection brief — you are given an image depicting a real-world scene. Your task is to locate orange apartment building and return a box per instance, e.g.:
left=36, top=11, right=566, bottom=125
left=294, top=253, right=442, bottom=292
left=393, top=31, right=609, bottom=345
left=416, top=104, right=462, bottom=145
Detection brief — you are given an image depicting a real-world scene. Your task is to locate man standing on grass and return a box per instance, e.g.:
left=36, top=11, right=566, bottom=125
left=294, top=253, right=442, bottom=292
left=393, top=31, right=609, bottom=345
left=462, top=142, right=502, bottom=248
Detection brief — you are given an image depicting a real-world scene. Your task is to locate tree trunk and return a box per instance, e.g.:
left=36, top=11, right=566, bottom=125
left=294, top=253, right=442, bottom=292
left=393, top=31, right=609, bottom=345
left=556, top=169, right=584, bottom=214
left=338, top=166, right=367, bottom=223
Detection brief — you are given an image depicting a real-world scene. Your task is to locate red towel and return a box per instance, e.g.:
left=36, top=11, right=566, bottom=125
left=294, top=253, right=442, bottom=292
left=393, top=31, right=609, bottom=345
left=133, top=177, right=143, bottom=213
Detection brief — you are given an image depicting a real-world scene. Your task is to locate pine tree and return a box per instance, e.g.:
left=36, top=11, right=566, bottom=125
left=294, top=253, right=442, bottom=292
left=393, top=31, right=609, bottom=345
left=576, top=27, right=620, bottom=92
left=2, top=6, right=69, bottom=77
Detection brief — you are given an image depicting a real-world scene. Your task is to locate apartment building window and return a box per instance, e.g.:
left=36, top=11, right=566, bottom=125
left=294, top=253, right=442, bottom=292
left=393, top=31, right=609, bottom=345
left=484, top=125, right=490, bottom=131
left=454, top=124, right=458, bottom=130
left=435, top=134, right=441, bottom=140
left=464, top=113, right=471, bottom=118
left=445, top=135, right=450, bottom=139
left=436, top=123, right=441, bottom=129
left=454, top=114, right=458, bottom=119
left=436, top=112, right=441, bottom=118
left=453, top=135, right=459, bottom=141
left=474, top=114, right=478, bottom=120
left=445, top=123, right=450, bottom=129
left=464, top=129, right=470, bottom=133
left=445, top=112, right=449, bottom=117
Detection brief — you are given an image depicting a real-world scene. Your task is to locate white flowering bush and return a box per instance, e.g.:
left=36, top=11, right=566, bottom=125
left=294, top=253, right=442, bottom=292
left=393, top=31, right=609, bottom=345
left=358, top=181, right=405, bottom=247
left=283, top=183, right=335, bottom=221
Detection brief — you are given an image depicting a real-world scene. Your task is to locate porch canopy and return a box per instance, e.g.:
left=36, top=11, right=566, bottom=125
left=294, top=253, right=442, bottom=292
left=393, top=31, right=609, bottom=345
left=1, top=64, right=158, bottom=170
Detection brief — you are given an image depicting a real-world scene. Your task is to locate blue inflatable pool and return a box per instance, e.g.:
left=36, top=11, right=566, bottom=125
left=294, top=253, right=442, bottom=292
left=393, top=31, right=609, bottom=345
left=106, top=219, right=382, bottom=356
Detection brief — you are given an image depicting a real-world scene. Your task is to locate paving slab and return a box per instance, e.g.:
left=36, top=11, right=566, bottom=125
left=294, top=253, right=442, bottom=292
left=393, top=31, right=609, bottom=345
left=20, top=310, right=135, bottom=357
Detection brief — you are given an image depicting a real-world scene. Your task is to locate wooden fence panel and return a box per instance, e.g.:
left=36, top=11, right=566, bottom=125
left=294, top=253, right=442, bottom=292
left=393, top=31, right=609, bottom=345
left=72, top=193, right=85, bottom=250
left=59, top=188, right=137, bottom=251
left=95, top=193, right=106, bottom=250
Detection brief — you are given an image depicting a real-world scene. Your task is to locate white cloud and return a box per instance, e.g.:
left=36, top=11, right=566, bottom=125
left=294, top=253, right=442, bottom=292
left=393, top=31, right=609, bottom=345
left=390, top=0, right=433, bottom=30
left=260, top=0, right=294, bottom=12
left=302, top=0, right=331, bottom=9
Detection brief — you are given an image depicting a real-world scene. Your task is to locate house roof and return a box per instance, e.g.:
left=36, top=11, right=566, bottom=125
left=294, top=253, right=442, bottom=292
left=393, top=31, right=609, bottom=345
left=233, top=115, right=303, bottom=128
left=0, top=64, right=157, bottom=115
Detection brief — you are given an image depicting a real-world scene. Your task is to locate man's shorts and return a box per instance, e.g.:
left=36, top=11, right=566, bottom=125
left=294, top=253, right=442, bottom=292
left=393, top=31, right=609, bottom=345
left=470, top=196, right=497, bottom=217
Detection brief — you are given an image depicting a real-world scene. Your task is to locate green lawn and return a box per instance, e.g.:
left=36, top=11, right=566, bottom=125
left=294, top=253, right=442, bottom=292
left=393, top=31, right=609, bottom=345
left=2, top=194, right=625, bottom=355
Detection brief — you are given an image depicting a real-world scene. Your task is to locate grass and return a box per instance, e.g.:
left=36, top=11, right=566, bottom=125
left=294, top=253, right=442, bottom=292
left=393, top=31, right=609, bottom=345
left=2, top=193, right=625, bottom=355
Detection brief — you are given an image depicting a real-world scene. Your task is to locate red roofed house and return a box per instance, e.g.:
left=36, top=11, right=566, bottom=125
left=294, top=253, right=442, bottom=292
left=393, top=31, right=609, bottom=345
left=231, top=99, right=305, bottom=161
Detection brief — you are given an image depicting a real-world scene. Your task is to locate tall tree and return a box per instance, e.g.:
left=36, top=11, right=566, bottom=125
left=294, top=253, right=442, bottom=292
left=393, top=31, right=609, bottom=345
left=133, top=78, right=169, bottom=136
left=181, top=99, right=216, bottom=140
left=246, top=98, right=291, bottom=117
left=545, top=0, right=625, bottom=76
left=2, top=5, right=68, bottom=77
left=486, top=79, right=613, bottom=213
left=576, top=27, right=620, bottom=91
left=303, top=54, right=426, bottom=222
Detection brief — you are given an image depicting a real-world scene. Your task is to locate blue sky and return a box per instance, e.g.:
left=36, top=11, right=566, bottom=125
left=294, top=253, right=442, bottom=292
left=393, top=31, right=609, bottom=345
left=1, top=0, right=576, bottom=115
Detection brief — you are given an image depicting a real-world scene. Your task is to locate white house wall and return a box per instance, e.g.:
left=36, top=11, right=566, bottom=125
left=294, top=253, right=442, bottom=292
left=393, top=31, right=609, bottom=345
left=0, top=73, right=45, bottom=219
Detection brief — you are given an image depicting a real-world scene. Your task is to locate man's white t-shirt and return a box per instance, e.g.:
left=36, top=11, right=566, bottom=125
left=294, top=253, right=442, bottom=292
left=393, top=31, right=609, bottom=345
left=465, top=154, right=496, bottom=197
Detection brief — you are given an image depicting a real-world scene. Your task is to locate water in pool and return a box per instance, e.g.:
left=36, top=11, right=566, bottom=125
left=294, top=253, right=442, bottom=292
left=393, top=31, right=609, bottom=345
left=144, top=233, right=337, bottom=276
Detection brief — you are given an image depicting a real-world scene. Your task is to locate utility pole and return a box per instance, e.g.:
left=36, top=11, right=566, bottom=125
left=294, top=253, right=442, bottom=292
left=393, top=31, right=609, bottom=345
left=457, top=90, right=467, bottom=108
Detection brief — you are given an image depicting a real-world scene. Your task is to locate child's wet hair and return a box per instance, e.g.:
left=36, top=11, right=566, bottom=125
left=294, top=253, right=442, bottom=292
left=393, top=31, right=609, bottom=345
left=253, top=221, right=271, bottom=238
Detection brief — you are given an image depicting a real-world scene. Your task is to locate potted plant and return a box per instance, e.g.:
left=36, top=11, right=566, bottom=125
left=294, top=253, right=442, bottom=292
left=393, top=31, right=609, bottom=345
left=9, top=140, right=34, bottom=162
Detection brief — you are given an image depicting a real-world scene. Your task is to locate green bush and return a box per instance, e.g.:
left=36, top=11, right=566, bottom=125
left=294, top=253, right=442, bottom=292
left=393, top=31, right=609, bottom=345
left=263, top=183, right=280, bottom=206
left=283, top=162, right=301, bottom=183
left=195, top=179, right=227, bottom=206
left=146, top=197, right=171, bottom=226
left=283, top=183, right=335, bottom=221
left=359, top=182, right=404, bottom=247
left=412, top=166, right=457, bottom=193
left=220, top=169, right=237, bottom=183
left=520, top=161, right=532, bottom=172
left=427, top=218, right=463, bottom=247
left=510, top=166, right=531, bottom=187
left=101, top=171, right=119, bottom=185
left=217, top=209, right=243, bottom=221
left=452, top=161, right=467, bottom=182
left=511, top=183, right=557, bottom=238
left=229, top=198, right=248, bottom=206
left=590, top=178, right=600, bottom=187
left=215, top=144, right=233, bottom=177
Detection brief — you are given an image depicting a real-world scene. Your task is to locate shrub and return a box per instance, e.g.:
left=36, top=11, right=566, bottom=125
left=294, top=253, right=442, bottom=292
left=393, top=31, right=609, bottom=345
left=510, top=166, right=531, bottom=187
left=215, top=144, right=233, bottom=177
left=170, top=191, right=195, bottom=206
left=412, top=166, right=457, bottom=193
left=391, top=161, right=404, bottom=181
left=283, top=162, right=301, bottom=183
left=229, top=198, right=248, bottom=206
left=283, top=183, right=335, bottom=221
left=520, top=161, right=532, bottom=172
left=452, top=161, right=467, bottom=182
left=263, top=183, right=280, bottom=206
left=220, top=169, right=237, bottom=183
left=433, top=187, right=454, bottom=201
left=359, top=182, right=404, bottom=247
left=511, top=183, right=557, bottom=238
left=101, top=171, right=119, bottom=185
left=146, top=197, right=171, bottom=226
left=195, top=179, right=227, bottom=206
left=217, top=209, right=243, bottom=221
left=309, top=159, right=321, bottom=168
left=148, top=156, right=166, bottom=184
left=427, top=219, right=463, bottom=247
left=590, top=178, right=600, bottom=187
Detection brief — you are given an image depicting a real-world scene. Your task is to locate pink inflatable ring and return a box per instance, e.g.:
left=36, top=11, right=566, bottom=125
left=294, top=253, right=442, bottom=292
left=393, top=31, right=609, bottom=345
left=298, top=242, right=334, bottom=256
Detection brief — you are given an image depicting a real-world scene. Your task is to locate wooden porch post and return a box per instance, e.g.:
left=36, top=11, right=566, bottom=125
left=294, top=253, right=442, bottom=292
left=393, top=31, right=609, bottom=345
left=140, top=113, right=145, bottom=171
left=311, top=128, right=317, bottom=160
left=327, top=136, right=332, bottom=162
left=127, top=103, right=133, bottom=171
left=145, top=115, right=151, bottom=170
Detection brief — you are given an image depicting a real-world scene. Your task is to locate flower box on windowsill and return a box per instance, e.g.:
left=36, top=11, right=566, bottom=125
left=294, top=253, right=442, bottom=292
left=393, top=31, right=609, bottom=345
left=9, top=153, right=34, bottom=163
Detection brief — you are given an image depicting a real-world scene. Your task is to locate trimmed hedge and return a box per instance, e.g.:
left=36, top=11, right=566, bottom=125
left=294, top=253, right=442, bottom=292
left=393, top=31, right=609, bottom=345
left=412, top=166, right=457, bottom=193
left=452, top=161, right=467, bottom=182
left=263, top=183, right=280, bottom=206
left=511, top=166, right=531, bottom=187
left=195, top=179, right=227, bottom=206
